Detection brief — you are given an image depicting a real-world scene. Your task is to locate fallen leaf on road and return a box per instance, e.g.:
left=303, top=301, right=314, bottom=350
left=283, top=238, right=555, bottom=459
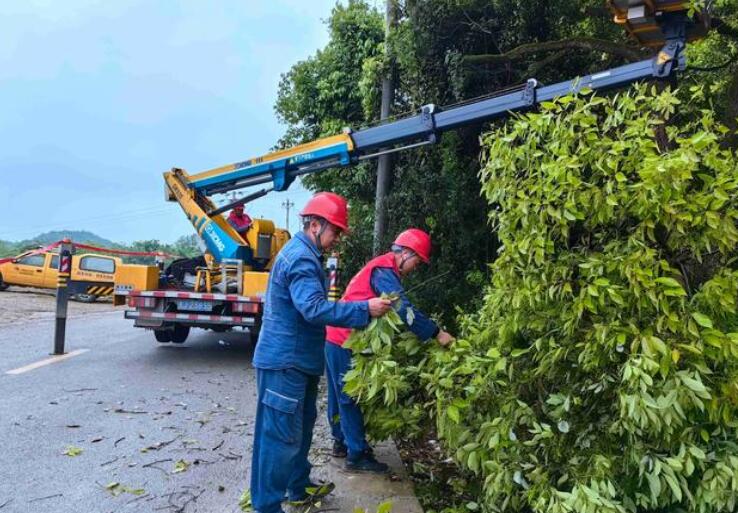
left=173, top=460, right=190, bottom=474
left=105, top=482, right=145, bottom=497
left=63, top=446, right=83, bottom=457
left=239, top=489, right=252, bottom=512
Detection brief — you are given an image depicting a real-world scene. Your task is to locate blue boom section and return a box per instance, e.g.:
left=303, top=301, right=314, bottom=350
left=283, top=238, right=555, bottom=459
left=191, top=213, right=250, bottom=261
left=183, top=25, right=685, bottom=199
left=350, top=58, right=665, bottom=152
left=189, top=139, right=353, bottom=196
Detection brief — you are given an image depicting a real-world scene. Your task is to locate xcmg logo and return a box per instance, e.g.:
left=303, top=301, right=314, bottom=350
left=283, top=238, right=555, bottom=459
left=289, top=152, right=315, bottom=164
left=204, top=223, right=226, bottom=253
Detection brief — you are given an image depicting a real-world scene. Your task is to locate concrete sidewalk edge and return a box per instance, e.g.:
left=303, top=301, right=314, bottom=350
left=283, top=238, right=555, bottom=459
left=308, top=414, right=423, bottom=513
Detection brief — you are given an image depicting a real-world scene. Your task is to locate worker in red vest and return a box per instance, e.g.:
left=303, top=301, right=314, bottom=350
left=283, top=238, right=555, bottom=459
left=324, top=228, right=455, bottom=473
left=227, top=204, right=253, bottom=235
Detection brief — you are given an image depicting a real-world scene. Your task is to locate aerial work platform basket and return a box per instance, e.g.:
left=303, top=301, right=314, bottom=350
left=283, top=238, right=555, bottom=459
left=609, top=0, right=711, bottom=46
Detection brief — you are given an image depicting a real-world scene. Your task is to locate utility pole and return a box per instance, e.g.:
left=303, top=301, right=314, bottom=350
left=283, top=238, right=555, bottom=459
left=282, top=199, right=294, bottom=232
left=372, top=0, right=397, bottom=255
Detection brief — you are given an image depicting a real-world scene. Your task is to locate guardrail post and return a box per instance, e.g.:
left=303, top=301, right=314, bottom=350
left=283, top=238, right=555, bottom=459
left=53, top=240, right=74, bottom=355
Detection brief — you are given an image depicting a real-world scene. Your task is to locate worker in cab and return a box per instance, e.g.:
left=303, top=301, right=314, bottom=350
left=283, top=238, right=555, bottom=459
left=227, top=204, right=253, bottom=235
left=325, top=228, right=455, bottom=473
left=249, top=192, right=393, bottom=513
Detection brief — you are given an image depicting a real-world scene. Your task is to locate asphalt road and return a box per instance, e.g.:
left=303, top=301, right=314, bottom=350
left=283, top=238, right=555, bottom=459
left=0, top=309, right=260, bottom=513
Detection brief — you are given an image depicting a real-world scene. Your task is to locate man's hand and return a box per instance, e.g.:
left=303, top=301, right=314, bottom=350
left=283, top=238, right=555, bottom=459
left=436, top=330, right=455, bottom=347
left=368, top=298, right=393, bottom=318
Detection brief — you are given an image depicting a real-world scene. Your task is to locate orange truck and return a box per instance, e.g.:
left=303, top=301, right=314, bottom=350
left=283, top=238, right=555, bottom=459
left=0, top=250, right=121, bottom=302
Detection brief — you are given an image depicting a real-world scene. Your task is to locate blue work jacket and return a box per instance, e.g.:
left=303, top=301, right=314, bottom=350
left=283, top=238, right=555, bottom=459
left=253, top=231, right=370, bottom=376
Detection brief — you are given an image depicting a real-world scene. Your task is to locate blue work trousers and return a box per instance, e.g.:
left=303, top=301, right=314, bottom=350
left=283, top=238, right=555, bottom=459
left=325, top=342, right=370, bottom=458
left=250, top=368, right=319, bottom=513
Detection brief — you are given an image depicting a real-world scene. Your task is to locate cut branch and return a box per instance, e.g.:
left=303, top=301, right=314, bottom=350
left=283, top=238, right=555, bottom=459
left=463, top=37, right=649, bottom=66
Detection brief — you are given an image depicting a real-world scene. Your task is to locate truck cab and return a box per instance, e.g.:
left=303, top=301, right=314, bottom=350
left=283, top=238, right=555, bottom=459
left=0, top=250, right=121, bottom=301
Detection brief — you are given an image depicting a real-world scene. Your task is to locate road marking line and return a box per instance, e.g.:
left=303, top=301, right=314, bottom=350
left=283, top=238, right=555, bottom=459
left=6, top=349, right=90, bottom=375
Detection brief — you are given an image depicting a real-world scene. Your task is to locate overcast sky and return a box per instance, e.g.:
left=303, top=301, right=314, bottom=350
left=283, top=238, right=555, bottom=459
left=0, top=0, right=357, bottom=244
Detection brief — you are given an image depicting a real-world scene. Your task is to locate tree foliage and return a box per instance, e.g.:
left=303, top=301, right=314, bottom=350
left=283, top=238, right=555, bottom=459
left=346, top=86, right=738, bottom=513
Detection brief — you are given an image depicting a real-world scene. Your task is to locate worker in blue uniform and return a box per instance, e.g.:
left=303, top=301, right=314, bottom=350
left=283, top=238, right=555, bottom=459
left=249, top=192, right=393, bottom=513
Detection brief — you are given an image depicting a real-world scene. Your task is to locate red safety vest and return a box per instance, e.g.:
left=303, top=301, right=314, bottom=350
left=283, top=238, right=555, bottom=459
left=326, top=252, right=398, bottom=346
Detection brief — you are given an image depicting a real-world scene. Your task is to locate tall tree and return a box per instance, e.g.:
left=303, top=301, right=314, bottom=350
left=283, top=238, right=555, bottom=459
left=275, top=0, right=738, bottom=325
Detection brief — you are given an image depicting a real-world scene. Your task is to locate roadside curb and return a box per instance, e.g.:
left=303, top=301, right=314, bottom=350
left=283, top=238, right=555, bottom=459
left=309, top=400, right=423, bottom=513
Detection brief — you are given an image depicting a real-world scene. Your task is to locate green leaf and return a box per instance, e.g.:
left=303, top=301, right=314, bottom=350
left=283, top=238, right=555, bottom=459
left=447, top=405, right=460, bottom=424
left=691, top=312, right=713, bottom=328
left=63, top=446, right=83, bottom=457
left=239, top=489, right=252, bottom=512
left=377, top=501, right=393, bottom=513
left=656, top=277, right=682, bottom=288
left=700, top=429, right=710, bottom=442
left=106, top=482, right=123, bottom=497
left=510, top=347, right=531, bottom=358
left=664, top=473, right=682, bottom=501
left=173, top=459, right=190, bottom=474
left=468, top=450, right=479, bottom=472
left=682, top=375, right=709, bottom=396
left=104, top=482, right=144, bottom=497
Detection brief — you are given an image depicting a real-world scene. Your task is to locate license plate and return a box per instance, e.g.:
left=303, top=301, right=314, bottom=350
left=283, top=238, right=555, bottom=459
left=176, top=299, right=212, bottom=312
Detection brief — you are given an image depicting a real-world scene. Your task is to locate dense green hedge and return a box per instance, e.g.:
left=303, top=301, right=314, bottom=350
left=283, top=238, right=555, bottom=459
left=346, top=86, right=738, bottom=513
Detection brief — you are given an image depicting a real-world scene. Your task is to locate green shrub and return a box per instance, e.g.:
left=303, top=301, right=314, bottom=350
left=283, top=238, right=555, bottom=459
left=348, top=85, right=738, bottom=513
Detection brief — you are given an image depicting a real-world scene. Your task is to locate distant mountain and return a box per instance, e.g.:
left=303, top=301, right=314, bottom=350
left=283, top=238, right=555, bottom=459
left=19, top=230, right=116, bottom=248
left=0, top=231, right=196, bottom=260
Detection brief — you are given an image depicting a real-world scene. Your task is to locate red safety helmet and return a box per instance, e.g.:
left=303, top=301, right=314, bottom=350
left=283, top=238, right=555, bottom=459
left=300, top=192, right=350, bottom=232
left=394, top=228, right=431, bottom=263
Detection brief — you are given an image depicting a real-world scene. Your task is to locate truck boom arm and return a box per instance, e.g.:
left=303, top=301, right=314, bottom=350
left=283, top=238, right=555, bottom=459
left=182, top=14, right=690, bottom=198
left=166, top=5, right=703, bottom=263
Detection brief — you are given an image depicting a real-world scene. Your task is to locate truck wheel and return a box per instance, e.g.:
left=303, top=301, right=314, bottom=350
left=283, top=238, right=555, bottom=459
left=74, top=294, right=98, bottom=303
left=154, top=330, right=172, bottom=343
left=171, top=325, right=190, bottom=344
left=0, top=274, right=7, bottom=291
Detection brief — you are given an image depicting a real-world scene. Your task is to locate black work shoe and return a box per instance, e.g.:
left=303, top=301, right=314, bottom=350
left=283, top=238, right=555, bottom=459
left=345, top=450, right=389, bottom=474
left=331, top=440, right=347, bottom=458
left=287, top=481, right=336, bottom=505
